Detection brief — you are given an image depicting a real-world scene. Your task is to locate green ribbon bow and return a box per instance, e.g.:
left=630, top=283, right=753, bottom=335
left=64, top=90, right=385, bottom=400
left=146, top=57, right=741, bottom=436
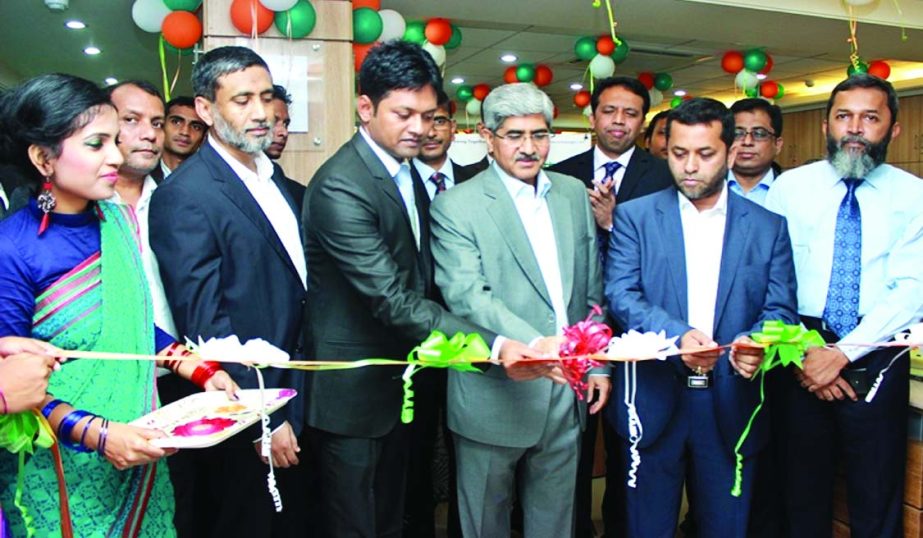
left=731, top=321, right=827, bottom=497
left=401, top=331, right=487, bottom=424
left=1, top=411, right=55, bottom=537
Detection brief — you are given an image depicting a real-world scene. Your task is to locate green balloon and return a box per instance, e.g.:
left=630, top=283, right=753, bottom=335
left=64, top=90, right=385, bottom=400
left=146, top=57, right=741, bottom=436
left=516, top=63, right=536, bottom=83
left=352, top=7, right=382, bottom=45
left=456, top=85, right=473, bottom=103
left=574, top=36, right=597, bottom=61
left=745, top=86, right=759, bottom=98
left=164, top=40, right=193, bottom=56
left=654, top=73, right=673, bottom=91
left=847, top=59, right=869, bottom=76
left=164, top=0, right=201, bottom=10
left=445, top=25, right=463, bottom=50
left=775, top=84, right=785, bottom=99
left=743, top=49, right=768, bottom=73
left=611, top=39, right=630, bottom=64
left=403, top=20, right=426, bottom=45
left=275, top=0, right=316, bottom=39
left=670, top=96, right=683, bottom=108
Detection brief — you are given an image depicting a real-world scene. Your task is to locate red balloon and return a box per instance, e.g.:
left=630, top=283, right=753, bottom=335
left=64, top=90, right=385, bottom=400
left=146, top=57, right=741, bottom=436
left=353, top=42, right=377, bottom=72
left=683, top=94, right=693, bottom=101
left=534, top=65, right=553, bottom=87
left=503, top=66, right=519, bottom=84
left=230, top=0, right=273, bottom=35
left=351, top=0, right=381, bottom=9
left=760, top=81, right=779, bottom=99
left=721, top=51, right=745, bottom=74
left=472, top=84, right=491, bottom=101
left=759, top=54, right=774, bottom=75
left=596, top=36, right=615, bottom=56
left=638, top=72, right=655, bottom=90
left=574, top=90, right=591, bottom=108
left=162, top=11, right=202, bottom=49
left=868, top=60, right=891, bottom=79
left=425, top=18, right=453, bottom=46
left=449, top=100, right=457, bottom=116
left=553, top=105, right=559, bottom=119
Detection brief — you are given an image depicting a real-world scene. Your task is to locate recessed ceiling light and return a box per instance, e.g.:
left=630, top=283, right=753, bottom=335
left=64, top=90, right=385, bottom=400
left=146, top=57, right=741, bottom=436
left=451, top=77, right=465, bottom=85
left=674, top=90, right=687, bottom=96
left=569, top=83, right=584, bottom=91
left=500, top=54, right=518, bottom=63
left=104, top=77, right=118, bottom=86
left=65, top=20, right=86, bottom=29
left=84, top=46, right=101, bottom=55
left=756, top=73, right=767, bottom=80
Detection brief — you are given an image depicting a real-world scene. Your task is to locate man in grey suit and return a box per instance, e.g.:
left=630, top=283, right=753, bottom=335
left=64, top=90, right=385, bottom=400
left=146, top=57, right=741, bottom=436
left=430, top=82, right=609, bottom=538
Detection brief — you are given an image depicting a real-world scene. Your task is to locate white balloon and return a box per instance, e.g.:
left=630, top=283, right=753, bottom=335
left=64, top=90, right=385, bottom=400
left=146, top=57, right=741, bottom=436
left=260, top=0, right=298, bottom=10
left=131, top=0, right=171, bottom=33
left=589, top=54, right=616, bottom=79
left=422, top=42, right=446, bottom=68
left=649, top=89, right=664, bottom=107
left=735, top=69, right=759, bottom=90
left=378, top=9, right=406, bottom=42
left=466, top=98, right=482, bottom=117
left=583, top=105, right=593, bottom=118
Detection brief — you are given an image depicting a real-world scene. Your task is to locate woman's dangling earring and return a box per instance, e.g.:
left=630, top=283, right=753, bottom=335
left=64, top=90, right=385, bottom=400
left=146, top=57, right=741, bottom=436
left=36, top=176, right=56, bottom=235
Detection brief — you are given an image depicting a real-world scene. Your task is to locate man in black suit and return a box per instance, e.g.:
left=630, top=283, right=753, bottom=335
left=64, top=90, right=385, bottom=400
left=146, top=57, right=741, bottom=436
left=149, top=46, right=307, bottom=538
left=302, top=40, right=546, bottom=538
left=549, top=75, right=673, bottom=538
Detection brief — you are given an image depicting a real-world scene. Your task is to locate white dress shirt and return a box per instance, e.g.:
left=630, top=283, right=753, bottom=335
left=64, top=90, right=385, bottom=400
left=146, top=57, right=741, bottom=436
left=160, top=160, right=173, bottom=179
left=679, top=183, right=728, bottom=340
left=208, top=137, right=307, bottom=288
left=728, top=168, right=774, bottom=207
left=495, top=163, right=569, bottom=334
left=0, top=183, right=8, bottom=211
left=413, top=158, right=456, bottom=201
left=359, top=127, right=420, bottom=248
left=593, top=145, right=635, bottom=194
left=765, top=161, right=923, bottom=361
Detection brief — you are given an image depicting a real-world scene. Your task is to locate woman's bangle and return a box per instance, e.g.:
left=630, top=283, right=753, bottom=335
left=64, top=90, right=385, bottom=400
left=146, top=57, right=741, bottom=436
left=79, top=416, right=100, bottom=451
left=96, top=418, right=109, bottom=457
left=57, top=410, right=94, bottom=452
left=190, top=361, right=222, bottom=388
left=41, top=398, right=66, bottom=419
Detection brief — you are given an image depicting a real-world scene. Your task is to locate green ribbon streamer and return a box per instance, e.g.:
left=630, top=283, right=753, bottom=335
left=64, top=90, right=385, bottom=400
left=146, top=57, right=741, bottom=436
left=730, top=321, right=826, bottom=497
left=400, top=331, right=487, bottom=424
left=1, top=411, right=54, bottom=537
left=158, top=36, right=171, bottom=103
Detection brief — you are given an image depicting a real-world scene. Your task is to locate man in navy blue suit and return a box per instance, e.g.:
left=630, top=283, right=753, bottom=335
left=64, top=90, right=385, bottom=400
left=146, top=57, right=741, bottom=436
left=605, top=98, right=798, bottom=537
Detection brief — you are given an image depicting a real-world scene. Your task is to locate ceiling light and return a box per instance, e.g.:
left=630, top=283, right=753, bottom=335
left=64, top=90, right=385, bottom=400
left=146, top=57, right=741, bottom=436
left=83, top=46, right=101, bottom=55
left=756, top=73, right=767, bottom=80
left=451, top=77, right=465, bottom=85
left=104, top=77, right=118, bottom=86
left=569, top=83, right=584, bottom=91
left=64, top=20, right=85, bottom=29
left=500, top=54, right=518, bottom=63
left=673, top=90, right=687, bottom=96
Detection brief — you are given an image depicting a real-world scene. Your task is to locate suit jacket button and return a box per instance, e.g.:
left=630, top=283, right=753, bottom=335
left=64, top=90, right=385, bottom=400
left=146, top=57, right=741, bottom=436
left=295, top=346, right=304, bottom=354
left=300, top=298, right=306, bottom=306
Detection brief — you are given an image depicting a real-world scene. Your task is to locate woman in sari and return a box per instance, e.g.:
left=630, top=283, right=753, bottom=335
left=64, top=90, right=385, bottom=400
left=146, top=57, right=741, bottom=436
left=0, top=74, right=238, bottom=537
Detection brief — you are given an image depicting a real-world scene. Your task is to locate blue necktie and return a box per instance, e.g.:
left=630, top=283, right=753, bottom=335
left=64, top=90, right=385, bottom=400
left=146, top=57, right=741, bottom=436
left=603, top=161, right=621, bottom=186
left=822, top=178, right=863, bottom=337
left=430, top=172, right=447, bottom=194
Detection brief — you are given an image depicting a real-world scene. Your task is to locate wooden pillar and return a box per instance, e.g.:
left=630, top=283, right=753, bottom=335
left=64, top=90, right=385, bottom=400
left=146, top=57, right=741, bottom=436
left=201, top=0, right=354, bottom=184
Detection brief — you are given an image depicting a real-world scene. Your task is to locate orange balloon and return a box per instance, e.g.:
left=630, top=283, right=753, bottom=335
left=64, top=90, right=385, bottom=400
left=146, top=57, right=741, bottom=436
left=472, top=84, right=491, bottom=101
left=596, top=36, right=615, bottom=56
left=574, top=90, right=591, bottom=108
left=425, top=18, right=453, bottom=46
left=230, top=0, right=273, bottom=35
left=533, top=65, right=553, bottom=87
left=503, top=66, right=518, bottom=84
left=868, top=60, right=891, bottom=79
left=162, top=11, right=202, bottom=49
left=354, top=42, right=377, bottom=72
left=351, top=0, right=381, bottom=9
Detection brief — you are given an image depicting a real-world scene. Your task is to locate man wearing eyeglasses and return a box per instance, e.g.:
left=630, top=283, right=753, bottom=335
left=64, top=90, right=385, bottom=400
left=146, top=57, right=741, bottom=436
left=728, top=99, right=784, bottom=208
left=430, top=82, right=607, bottom=538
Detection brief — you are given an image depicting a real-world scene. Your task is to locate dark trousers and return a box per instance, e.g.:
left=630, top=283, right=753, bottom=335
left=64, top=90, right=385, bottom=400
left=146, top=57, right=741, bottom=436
left=311, top=422, right=411, bottom=538
left=779, top=343, right=908, bottom=538
left=576, top=411, right=626, bottom=538
left=746, top=368, right=787, bottom=538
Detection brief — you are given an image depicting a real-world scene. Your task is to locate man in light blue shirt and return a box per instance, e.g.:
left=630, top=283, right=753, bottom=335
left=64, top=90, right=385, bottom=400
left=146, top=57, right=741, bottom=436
left=765, top=74, right=923, bottom=538
left=727, top=98, right=783, bottom=207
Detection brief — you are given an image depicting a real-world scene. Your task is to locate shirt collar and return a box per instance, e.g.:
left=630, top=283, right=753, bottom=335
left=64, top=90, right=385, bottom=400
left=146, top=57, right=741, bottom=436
left=494, top=161, right=552, bottom=200
left=208, top=136, right=274, bottom=184
left=413, top=158, right=454, bottom=184
left=359, top=127, right=403, bottom=178
left=108, top=175, right=158, bottom=207
left=160, top=160, right=172, bottom=178
left=818, top=158, right=884, bottom=190
left=728, top=167, right=775, bottom=190
left=678, top=180, right=729, bottom=216
left=593, top=144, right=635, bottom=173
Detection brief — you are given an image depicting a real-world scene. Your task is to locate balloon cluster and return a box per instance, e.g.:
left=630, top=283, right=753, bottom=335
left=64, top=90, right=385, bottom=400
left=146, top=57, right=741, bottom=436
left=846, top=58, right=891, bottom=79
left=455, top=84, right=490, bottom=117
left=637, top=72, right=673, bottom=108
left=228, top=0, right=318, bottom=40
left=503, top=64, right=554, bottom=87
left=132, top=0, right=203, bottom=52
left=721, top=49, right=786, bottom=101
left=574, top=35, right=629, bottom=79
left=669, top=94, right=693, bottom=108
left=350, top=1, right=462, bottom=73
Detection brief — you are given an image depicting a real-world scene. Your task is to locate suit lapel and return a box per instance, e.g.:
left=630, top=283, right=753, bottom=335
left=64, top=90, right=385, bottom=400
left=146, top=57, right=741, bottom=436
left=654, top=189, right=689, bottom=321
left=713, top=193, right=750, bottom=331
left=483, top=168, right=554, bottom=309
left=270, top=162, right=299, bottom=217
left=546, top=179, right=575, bottom=309
left=617, top=148, right=646, bottom=203
left=351, top=134, right=406, bottom=214
left=410, top=164, right=434, bottom=287
left=205, top=145, right=301, bottom=281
